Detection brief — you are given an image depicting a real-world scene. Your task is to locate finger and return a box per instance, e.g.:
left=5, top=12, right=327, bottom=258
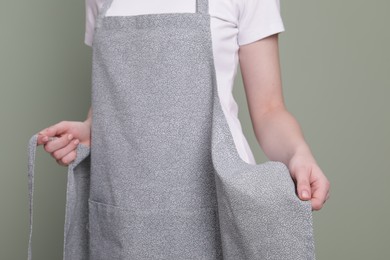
left=57, top=150, right=77, bottom=166
left=51, top=139, right=80, bottom=161
left=311, top=178, right=329, bottom=210
left=294, top=167, right=312, bottom=201
left=37, top=133, right=59, bottom=145
left=323, top=189, right=331, bottom=205
left=37, top=133, right=49, bottom=145
left=39, top=121, right=70, bottom=138
left=44, top=133, right=73, bottom=153
left=56, top=158, right=67, bottom=167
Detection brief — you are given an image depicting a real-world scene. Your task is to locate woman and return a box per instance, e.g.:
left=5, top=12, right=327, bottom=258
left=35, top=0, right=330, bottom=258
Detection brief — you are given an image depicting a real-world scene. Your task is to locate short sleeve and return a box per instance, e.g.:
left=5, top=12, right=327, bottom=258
left=84, top=0, right=104, bottom=47
left=237, top=0, right=285, bottom=46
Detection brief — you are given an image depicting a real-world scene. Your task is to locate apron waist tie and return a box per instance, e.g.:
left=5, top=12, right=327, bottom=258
left=27, top=134, right=91, bottom=260
left=27, top=134, right=38, bottom=260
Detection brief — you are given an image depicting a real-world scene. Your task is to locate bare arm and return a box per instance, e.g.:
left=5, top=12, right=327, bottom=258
left=238, top=34, right=330, bottom=210
left=239, top=34, right=309, bottom=166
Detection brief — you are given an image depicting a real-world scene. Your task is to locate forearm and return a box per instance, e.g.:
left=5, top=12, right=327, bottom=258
left=252, top=106, right=315, bottom=166
left=237, top=35, right=329, bottom=208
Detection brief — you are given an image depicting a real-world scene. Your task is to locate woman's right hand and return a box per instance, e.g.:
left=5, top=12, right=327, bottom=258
left=36, top=120, right=91, bottom=167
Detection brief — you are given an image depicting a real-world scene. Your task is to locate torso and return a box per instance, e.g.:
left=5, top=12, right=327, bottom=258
left=85, top=0, right=284, bottom=164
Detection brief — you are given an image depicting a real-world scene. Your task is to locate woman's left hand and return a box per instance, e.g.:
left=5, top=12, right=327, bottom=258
left=288, top=150, right=330, bottom=211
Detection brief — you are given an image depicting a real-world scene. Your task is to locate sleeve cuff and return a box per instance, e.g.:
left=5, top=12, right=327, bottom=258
left=238, top=23, right=285, bottom=46
left=84, top=33, right=93, bottom=47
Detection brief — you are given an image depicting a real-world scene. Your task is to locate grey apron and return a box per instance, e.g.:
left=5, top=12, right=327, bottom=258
left=27, top=0, right=316, bottom=259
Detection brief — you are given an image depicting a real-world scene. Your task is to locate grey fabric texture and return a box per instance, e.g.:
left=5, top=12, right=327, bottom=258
left=27, top=134, right=91, bottom=260
left=27, top=0, right=316, bottom=259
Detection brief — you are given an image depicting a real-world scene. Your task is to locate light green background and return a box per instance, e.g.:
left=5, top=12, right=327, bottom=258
left=1, top=0, right=389, bottom=259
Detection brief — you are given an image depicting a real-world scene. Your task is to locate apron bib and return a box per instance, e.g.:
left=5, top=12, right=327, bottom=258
left=27, top=0, right=316, bottom=259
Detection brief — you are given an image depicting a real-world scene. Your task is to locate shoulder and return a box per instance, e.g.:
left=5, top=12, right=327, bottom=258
left=233, top=0, right=285, bottom=46
left=209, top=0, right=240, bottom=25
left=209, top=0, right=283, bottom=24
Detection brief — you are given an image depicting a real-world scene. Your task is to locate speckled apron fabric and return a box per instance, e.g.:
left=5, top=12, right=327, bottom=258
left=27, top=0, right=316, bottom=259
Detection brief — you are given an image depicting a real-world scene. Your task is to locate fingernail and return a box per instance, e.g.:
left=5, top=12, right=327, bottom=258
left=68, top=134, right=73, bottom=140
left=302, top=190, right=309, bottom=199
left=74, top=139, right=79, bottom=145
left=42, top=136, right=48, bottom=142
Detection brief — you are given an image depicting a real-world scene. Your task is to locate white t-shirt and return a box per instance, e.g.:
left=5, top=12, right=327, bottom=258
left=84, top=0, right=285, bottom=164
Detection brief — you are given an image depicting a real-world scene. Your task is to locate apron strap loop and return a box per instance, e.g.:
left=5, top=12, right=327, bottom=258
left=27, top=133, right=91, bottom=260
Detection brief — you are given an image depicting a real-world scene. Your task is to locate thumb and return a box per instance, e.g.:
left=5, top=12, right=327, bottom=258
left=40, top=121, right=69, bottom=137
left=294, top=170, right=312, bottom=201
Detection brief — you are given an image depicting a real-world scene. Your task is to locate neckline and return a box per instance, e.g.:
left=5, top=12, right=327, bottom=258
left=95, top=0, right=209, bottom=30
left=99, top=0, right=208, bottom=21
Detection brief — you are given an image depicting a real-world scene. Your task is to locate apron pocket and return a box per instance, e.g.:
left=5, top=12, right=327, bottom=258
left=88, top=199, right=222, bottom=259
left=214, top=161, right=315, bottom=259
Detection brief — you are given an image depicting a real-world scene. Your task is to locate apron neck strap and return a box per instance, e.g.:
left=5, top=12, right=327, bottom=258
left=96, top=0, right=209, bottom=28
left=196, top=0, right=209, bottom=15
left=96, top=0, right=114, bottom=29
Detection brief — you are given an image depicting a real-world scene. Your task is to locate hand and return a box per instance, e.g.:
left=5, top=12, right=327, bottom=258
left=37, top=120, right=91, bottom=167
left=288, top=150, right=330, bottom=211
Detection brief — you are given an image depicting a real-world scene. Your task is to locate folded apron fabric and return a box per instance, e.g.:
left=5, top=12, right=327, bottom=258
left=27, top=0, right=316, bottom=259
